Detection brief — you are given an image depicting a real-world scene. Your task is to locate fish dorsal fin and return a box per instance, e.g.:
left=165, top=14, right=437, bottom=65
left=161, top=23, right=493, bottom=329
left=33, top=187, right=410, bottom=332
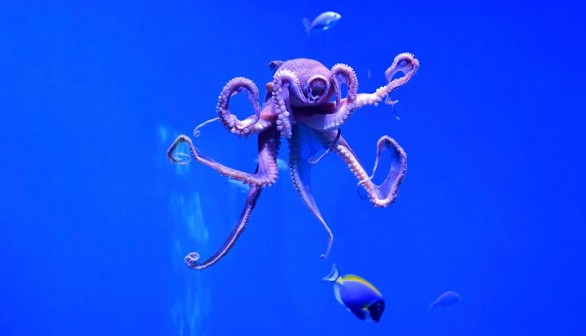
left=343, top=275, right=382, bottom=296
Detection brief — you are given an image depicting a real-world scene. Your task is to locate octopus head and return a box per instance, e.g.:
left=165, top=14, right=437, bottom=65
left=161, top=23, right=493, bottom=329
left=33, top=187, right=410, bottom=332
left=274, top=58, right=335, bottom=106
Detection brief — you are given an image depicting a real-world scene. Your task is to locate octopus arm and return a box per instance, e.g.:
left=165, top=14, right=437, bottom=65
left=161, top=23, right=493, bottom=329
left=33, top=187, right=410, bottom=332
left=184, top=184, right=263, bottom=270
left=288, top=124, right=335, bottom=259
left=333, top=135, right=407, bottom=208
left=300, top=53, right=419, bottom=131
left=167, top=127, right=280, bottom=187
left=168, top=128, right=281, bottom=269
left=216, top=77, right=274, bottom=136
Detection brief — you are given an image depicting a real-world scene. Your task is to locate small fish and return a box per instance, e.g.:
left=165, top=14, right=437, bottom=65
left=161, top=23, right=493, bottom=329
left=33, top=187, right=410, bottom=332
left=302, top=11, right=342, bottom=33
left=428, top=291, right=461, bottom=312
left=323, top=264, right=385, bottom=322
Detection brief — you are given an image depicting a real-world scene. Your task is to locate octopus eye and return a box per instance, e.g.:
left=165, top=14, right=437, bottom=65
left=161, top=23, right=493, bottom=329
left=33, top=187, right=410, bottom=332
left=307, top=75, right=329, bottom=101
left=268, top=60, right=284, bottom=74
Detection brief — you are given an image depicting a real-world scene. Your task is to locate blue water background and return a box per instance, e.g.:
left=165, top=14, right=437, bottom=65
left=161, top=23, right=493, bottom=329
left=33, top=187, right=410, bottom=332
left=1, top=1, right=585, bottom=335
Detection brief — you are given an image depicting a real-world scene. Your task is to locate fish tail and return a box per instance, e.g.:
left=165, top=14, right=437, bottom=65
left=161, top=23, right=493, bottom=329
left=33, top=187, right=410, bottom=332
left=302, top=18, right=311, bottom=34
left=322, top=264, right=340, bottom=282
left=427, top=303, right=435, bottom=312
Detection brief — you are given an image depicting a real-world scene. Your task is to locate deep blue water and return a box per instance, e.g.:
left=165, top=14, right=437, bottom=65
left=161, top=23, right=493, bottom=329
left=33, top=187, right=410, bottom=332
left=1, top=1, right=586, bottom=335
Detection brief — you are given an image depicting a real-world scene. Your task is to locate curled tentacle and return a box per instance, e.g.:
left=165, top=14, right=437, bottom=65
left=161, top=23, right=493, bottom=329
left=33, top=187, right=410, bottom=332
left=272, top=69, right=306, bottom=138
left=383, top=53, right=420, bottom=106
left=167, top=136, right=193, bottom=164
left=184, top=184, right=263, bottom=270
left=167, top=129, right=280, bottom=188
left=335, top=134, right=407, bottom=207
left=298, top=53, right=419, bottom=132
left=193, top=117, right=220, bottom=137
left=169, top=151, right=191, bottom=164
left=331, top=63, right=358, bottom=108
left=350, top=53, right=419, bottom=111
left=169, top=127, right=281, bottom=270
left=346, top=52, right=418, bottom=119
left=217, top=77, right=270, bottom=137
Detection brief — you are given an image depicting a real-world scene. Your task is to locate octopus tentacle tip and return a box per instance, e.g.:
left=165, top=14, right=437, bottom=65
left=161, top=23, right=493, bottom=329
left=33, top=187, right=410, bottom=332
left=170, top=152, right=191, bottom=164
left=193, top=116, right=220, bottom=138
left=320, top=254, right=327, bottom=261
left=385, top=95, right=398, bottom=106
left=184, top=252, right=201, bottom=268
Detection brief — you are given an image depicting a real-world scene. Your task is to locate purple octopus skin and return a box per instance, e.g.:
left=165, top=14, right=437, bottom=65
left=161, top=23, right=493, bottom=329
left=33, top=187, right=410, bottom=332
left=167, top=53, right=420, bottom=270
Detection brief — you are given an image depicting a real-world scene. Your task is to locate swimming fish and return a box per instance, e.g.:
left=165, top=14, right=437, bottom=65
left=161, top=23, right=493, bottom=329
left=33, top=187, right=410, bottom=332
left=323, top=264, right=385, bottom=322
left=302, top=11, right=342, bottom=33
left=428, top=291, right=461, bottom=312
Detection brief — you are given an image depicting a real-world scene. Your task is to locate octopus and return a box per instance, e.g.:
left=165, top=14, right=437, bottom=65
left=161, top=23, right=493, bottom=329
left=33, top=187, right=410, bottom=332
left=167, top=53, right=419, bottom=270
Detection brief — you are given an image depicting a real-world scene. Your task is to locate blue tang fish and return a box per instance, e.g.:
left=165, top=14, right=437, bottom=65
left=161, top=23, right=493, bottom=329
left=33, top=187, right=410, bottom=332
left=428, top=291, right=461, bottom=312
left=302, top=11, right=342, bottom=33
left=323, top=264, right=385, bottom=322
